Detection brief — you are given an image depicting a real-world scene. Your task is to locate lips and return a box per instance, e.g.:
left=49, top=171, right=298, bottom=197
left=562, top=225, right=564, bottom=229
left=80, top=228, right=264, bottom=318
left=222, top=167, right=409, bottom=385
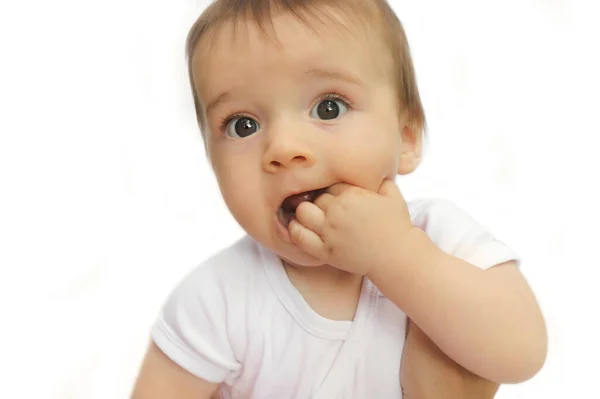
left=278, top=187, right=327, bottom=227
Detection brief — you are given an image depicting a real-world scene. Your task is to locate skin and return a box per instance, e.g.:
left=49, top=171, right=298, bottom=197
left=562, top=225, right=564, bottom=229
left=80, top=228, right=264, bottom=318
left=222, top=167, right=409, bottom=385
left=132, top=8, right=546, bottom=399
left=132, top=342, right=219, bottom=398
left=199, top=18, right=405, bottom=273
left=401, top=320, right=500, bottom=398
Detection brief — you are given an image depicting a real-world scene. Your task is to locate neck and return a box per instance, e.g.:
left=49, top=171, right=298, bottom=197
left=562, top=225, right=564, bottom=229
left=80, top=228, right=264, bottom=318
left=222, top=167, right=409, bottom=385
left=282, top=261, right=364, bottom=321
left=282, top=261, right=363, bottom=292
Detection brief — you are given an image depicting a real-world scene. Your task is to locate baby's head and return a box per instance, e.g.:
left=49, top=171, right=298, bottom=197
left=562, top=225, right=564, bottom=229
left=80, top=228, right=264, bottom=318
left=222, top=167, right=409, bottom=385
left=187, top=0, right=425, bottom=267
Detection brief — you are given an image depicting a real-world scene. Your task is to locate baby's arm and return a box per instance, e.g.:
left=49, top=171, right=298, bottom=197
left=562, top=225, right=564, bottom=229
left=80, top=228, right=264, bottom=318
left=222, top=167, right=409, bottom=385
left=131, top=341, right=219, bottom=399
left=401, top=319, right=499, bottom=399
left=369, top=228, right=547, bottom=384
left=135, top=249, right=245, bottom=398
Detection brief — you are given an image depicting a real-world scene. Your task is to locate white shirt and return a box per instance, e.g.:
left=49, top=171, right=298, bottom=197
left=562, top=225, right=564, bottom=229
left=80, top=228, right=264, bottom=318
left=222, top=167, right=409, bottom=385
left=151, top=199, right=519, bottom=399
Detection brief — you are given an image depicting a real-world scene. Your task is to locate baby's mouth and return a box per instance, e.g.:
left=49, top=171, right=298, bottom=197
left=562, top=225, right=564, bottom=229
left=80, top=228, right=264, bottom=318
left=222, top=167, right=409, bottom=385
left=278, top=188, right=328, bottom=227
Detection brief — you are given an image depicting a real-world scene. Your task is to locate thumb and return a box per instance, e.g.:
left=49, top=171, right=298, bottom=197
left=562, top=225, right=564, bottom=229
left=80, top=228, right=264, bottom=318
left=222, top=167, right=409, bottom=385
left=378, top=179, right=401, bottom=198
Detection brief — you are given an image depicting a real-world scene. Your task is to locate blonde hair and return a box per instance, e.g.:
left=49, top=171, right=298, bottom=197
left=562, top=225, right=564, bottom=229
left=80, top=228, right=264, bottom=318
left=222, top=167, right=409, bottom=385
left=186, top=0, right=426, bottom=134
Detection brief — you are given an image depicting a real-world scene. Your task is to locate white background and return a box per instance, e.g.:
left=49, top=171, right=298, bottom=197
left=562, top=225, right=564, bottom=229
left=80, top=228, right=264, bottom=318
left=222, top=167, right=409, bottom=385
left=0, top=0, right=598, bottom=397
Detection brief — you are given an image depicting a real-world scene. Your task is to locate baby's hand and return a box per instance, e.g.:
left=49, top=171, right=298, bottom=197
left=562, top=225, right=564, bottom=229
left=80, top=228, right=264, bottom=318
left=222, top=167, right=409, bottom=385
left=401, top=319, right=500, bottom=398
left=289, top=179, right=416, bottom=275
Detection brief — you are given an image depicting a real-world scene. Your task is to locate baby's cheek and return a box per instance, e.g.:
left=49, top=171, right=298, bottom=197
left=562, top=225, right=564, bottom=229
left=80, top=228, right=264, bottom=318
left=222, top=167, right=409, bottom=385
left=335, top=140, right=399, bottom=189
left=217, top=172, right=261, bottom=224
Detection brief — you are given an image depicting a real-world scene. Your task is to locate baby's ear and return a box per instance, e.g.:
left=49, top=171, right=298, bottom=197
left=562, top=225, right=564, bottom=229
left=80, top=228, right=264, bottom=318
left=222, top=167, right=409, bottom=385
left=397, top=123, right=423, bottom=175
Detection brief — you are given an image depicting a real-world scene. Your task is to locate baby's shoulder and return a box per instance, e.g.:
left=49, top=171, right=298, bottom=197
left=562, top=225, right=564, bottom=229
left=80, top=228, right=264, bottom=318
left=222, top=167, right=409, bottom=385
left=407, top=197, right=470, bottom=225
left=180, top=235, right=268, bottom=293
left=152, top=236, right=267, bottom=383
left=407, top=198, right=519, bottom=269
left=407, top=197, right=485, bottom=239
left=158, top=236, right=272, bottom=339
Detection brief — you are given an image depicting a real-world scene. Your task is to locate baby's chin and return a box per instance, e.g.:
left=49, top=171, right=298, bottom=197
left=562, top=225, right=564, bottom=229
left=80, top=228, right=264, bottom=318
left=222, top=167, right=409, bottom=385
left=278, top=251, right=326, bottom=269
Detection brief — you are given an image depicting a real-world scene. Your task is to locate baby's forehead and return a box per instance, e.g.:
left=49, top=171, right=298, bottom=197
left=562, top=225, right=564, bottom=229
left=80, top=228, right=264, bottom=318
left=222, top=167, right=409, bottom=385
left=202, top=6, right=380, bottom=51
left=192, top=9, right=392, bottom=92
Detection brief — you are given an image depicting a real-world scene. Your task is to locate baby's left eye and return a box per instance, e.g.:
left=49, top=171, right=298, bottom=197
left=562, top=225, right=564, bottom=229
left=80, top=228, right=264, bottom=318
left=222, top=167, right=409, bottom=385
left=310, top=98, right=348, bottom=120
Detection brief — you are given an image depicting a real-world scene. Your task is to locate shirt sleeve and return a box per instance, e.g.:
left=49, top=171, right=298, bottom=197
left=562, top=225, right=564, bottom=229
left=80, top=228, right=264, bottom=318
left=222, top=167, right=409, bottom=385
left=409, top=199, right=520, bottom=270
left=151, top=260, right=242, bottom=383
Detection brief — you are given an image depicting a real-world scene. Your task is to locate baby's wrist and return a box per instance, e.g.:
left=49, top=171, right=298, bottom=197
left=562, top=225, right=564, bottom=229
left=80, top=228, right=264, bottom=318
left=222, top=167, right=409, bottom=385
left=368, top=227, right=437, bottom=282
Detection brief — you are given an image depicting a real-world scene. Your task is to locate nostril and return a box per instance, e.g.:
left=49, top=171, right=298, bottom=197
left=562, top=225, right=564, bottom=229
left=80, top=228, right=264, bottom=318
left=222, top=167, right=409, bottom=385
left=291, top=155, right=307, bottom=163
left=269, top=156, right=305, bottom=168
left=265, top=153, right=314, bottom=172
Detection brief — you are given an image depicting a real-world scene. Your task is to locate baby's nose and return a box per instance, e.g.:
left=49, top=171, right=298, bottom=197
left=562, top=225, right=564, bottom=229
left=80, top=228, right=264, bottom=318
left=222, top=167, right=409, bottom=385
left=262, top=132, right=316, bottom=173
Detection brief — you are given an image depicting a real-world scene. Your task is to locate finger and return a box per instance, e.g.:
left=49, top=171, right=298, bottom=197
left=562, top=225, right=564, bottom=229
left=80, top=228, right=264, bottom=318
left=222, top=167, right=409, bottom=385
left=326, top=182, right=355, bottom=196
left=288, top=219, right=327, bottom=260
left=313, top=192, right=335, bottom=212
left=378, top=179, right=401, bottom=198
left=294, top=201, right=325, bottom=235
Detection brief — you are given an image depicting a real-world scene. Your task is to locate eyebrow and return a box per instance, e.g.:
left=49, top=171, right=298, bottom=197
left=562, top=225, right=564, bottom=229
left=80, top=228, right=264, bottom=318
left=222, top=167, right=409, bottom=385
left=204, top=68, right=364, bottom=117
left=205, top=91, right=232, bottom=118
left=304, top=68, right=365, bottom=87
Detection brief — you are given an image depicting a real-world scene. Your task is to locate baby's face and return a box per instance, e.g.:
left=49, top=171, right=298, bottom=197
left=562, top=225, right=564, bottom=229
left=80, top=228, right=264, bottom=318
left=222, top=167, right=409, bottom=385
left=193, top=11, right=416, bottom=267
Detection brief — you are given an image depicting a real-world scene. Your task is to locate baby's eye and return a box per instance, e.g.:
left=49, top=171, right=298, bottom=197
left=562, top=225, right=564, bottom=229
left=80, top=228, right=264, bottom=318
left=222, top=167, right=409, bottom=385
left=310, top=98, right=349, bottom=120
left=225, top=116, right=260, bottom=138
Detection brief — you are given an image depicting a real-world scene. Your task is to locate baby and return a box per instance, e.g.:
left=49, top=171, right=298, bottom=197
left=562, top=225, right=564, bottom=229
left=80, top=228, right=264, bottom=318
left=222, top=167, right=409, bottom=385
left=133, top=0, right=547, bottom=398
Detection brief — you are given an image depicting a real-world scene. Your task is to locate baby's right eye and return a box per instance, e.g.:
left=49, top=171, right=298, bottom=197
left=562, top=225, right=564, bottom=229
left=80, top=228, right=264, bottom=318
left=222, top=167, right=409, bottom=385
left=225, top=116, right=260, bottom=138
